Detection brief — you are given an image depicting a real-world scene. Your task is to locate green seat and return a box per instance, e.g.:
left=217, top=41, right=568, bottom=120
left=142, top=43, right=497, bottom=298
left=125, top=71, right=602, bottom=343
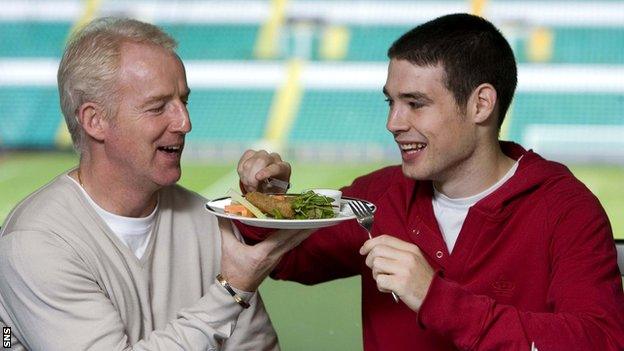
left=0, top=88, right=61, bottom=148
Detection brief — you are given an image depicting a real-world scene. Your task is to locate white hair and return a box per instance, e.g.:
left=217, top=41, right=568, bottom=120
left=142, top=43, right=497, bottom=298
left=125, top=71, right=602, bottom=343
left=57, top=17, right=177, bottom=152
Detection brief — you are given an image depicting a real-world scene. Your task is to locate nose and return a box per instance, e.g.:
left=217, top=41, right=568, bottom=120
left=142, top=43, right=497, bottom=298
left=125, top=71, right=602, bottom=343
left=386, top=104, right=408, bottom=135
left=170, top=101, right=192, bottom=134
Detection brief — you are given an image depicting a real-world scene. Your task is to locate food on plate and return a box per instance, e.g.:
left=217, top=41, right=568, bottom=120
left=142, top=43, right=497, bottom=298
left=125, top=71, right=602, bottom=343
left=223, top=204, right=253, bottom=218
left=245, top=191, right=296, bottom=218
left=224, top=189, right=336, bottom=220
left=228, top=189, right=267, bottom=219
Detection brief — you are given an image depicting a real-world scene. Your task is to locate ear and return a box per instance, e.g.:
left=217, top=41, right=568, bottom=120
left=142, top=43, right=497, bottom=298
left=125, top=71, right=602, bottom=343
left=468, top=83, right=497, bottom=125
left=76, top=102, right=109, bottom=142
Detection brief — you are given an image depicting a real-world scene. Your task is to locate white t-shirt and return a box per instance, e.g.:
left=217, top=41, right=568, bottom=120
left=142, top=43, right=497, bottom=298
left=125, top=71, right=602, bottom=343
left=68, top=175, right=157, bottom=259
left=433, top=158, right=521, bottom=253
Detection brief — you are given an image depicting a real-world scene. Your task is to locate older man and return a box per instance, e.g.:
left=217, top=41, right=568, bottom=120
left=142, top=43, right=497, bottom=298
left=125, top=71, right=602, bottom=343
left=0, top=17, right=301, bottom=350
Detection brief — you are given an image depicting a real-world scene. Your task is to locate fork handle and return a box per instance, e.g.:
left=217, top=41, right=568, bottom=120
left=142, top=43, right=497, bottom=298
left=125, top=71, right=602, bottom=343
left=391, top=292, right=399, bottom=303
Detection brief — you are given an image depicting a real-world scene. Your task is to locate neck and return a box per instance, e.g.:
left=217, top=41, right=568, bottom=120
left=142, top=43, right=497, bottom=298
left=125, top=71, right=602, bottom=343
left=74, top=159, right=158, bottom=218
left=433, top=141, right=516, bottom=199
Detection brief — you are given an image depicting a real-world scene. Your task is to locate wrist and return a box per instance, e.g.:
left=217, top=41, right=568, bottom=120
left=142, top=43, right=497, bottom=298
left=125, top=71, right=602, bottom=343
left=216, top=274, right=251, bottom=309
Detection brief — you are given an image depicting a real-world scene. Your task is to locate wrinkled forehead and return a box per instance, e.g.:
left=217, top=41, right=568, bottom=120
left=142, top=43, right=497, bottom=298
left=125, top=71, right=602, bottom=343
left=119, top=41, right=182, bottom=76
left=117, top=41, right=187, bottom=96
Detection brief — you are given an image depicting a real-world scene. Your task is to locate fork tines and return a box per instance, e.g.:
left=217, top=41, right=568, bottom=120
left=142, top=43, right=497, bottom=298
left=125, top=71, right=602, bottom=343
left=348, top=200, right=373, bottom=217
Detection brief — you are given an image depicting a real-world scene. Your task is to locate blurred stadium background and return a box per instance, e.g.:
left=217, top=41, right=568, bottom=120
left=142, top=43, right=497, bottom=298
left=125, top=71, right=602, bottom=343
left=1, top=0, right=623, bottom=349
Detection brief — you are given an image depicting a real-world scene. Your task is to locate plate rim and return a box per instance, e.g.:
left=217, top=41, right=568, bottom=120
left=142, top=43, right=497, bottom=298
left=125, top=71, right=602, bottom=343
left=205, top=195, right=375, bottom=224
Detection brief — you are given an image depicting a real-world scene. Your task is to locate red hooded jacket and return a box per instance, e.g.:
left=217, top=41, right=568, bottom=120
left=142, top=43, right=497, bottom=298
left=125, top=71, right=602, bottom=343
left=239, top=142, right=624, bottom=350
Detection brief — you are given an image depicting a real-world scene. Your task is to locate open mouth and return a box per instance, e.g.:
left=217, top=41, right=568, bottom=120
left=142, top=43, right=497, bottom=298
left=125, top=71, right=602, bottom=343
left=399, top=142, right=427, bottom=153
left=157, top=145, right=183, bottom=154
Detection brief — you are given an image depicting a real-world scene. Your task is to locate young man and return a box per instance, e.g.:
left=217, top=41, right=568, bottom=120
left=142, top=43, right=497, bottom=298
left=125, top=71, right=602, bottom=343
left=237, top=13, right=624, bottom=350
left=0, top=18, right=306, bottom=350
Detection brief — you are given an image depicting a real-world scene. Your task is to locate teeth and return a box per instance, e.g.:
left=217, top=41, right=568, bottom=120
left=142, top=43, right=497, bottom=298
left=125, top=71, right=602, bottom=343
left=160, top=145, right=181, bottom=151
left=399, top=143, right=426, bottom=151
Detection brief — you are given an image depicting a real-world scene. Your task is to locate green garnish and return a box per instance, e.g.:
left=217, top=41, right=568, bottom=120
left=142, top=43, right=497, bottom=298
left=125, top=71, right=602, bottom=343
left=292, top=190, right=335, bottom=219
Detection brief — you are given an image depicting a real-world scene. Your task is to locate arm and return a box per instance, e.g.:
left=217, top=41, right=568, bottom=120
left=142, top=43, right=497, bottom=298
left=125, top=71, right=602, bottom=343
left=234, top=149, right=373, bottom=284
left=0, top=230, right=247, bottom=351
left=222, top=293, right=278, bottom=351
left=234, top=209, right=366, bottom=285
left=364, top=194, right=624, bottom=350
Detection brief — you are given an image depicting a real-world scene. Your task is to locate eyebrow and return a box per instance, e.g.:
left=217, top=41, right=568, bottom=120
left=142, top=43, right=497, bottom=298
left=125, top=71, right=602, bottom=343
left=142, top=89, right=191, bottom=107
left=382, top=86, right=433, bottom=104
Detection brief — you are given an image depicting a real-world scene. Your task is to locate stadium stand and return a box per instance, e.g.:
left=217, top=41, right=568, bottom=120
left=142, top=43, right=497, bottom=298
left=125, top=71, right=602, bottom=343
left=1, top=3, right=622, bottom=350
left=0, top=0, right=623, bottom=164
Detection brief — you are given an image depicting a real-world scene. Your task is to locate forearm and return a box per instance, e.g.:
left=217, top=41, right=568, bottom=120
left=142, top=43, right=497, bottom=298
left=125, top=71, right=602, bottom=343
left=418, top=274, right=624, bottom=351
left=234, top=220, right=363, bottom=284
left=222, top=292, right=279, bottom=351
left=133, top=283, right=252, bottom=350
left=0, top=231, right=251, bottom=351
left=4, top=281, right=249, bottom=351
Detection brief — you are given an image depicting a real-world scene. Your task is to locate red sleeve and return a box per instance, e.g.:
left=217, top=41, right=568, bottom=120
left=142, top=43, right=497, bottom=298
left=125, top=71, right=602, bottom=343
left=235, top=170, right=387, bottom=285
left=417, top=192, right=624, bottom=350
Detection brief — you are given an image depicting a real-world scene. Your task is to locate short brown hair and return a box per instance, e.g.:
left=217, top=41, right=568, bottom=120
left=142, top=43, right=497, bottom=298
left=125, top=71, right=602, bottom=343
left=388, top=13, right=517, bottom=129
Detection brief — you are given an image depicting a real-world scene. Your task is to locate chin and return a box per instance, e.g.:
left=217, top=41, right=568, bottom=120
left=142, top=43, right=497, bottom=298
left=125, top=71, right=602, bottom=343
left=401, top=163, right=431, bottom=181
left=155, top=171, right=182, bottom=187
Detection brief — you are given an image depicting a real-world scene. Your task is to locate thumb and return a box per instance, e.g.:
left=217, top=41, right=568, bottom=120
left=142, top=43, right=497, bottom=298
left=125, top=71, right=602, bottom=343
left=219, top=219, right=245, bottom=254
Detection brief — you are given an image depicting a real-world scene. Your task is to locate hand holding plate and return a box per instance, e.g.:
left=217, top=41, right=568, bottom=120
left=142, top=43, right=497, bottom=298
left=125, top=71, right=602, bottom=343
left=219, top=219, right=313, bottom=292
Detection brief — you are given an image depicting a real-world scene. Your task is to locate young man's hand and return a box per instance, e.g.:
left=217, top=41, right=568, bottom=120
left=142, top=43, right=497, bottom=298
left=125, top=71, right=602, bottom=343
left=237, top=149, right=291, bottom=193
left=360, top=235, right=435, bottom=311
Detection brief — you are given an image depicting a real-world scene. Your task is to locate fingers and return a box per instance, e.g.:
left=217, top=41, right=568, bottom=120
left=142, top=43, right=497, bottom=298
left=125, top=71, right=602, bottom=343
left=367, top=256, right=401, bottom=295
left=374, top=274, right=397, bottom=294
left=359, top=235, right=436, bottom=309
left=237, top=149, right=266, bottom=192
left=237, top=149, right=257, bottom=172
left=360, top=234, right=420, bottom=256
left=364, top=244, right=413, bottom=269
left=220, top=219, right=243, bottom=252
left=369, top=256, right=398, bottom=279
left=237, top=149, right=291, bottom=193
left=260, top=228, right=315, bottom=257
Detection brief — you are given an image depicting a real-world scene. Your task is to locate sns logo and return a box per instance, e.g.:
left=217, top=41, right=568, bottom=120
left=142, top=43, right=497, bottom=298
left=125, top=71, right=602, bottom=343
left=2, top=327, right=10, bottom=348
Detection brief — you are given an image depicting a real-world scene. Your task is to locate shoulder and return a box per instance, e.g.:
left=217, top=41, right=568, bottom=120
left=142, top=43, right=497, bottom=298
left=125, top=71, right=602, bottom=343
left=159, top=184, right=219, bottom=227
left=519, top=155, right=609, bottom=235
left=529, top=156, right=600, bottom=208
left=0, top=229, right=79, bottom=282
left=342, top=165, right=406, bottom=199
left=168, top=183, right=206, bottom=200
left=2, top=174, right=82, bottom=234
left=161, top=184, right=208, bottom=209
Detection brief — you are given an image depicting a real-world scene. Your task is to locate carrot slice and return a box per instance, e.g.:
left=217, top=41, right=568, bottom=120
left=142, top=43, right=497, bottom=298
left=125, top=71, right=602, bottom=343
left=224, top=204, right=254, bottom=218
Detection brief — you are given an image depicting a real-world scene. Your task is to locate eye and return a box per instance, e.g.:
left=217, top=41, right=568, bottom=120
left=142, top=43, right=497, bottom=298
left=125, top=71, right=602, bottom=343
left=408, top=101, right=424, bottom=109
left=149, top=104, right=165, bottom=114
left=384, top=98, right=393, bottom=106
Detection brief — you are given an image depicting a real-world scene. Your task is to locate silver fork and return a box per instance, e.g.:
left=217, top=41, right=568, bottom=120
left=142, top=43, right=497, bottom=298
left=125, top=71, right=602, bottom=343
left=349, top=200, right=400, bottom=303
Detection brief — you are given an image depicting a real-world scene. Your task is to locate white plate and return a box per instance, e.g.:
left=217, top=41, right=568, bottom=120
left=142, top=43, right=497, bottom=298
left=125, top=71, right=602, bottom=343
left=205, top=196, right=376, bottom=229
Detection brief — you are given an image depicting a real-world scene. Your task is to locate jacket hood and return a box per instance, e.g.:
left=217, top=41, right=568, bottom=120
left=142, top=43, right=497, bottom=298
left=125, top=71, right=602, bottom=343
left=399, top=141, right=577, bottom=221
left=471, top=141, right=575, bottom=217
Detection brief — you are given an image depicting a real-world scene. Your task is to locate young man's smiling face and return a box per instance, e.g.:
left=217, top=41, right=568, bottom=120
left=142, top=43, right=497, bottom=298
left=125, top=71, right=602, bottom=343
left=384, top=59, right=480, bottom=184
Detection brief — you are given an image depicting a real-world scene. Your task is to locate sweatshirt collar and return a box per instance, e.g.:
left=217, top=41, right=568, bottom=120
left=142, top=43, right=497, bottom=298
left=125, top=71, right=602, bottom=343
left=402, top=141, right=568, bottom=219
left=473, top=141, right=569, bottom=216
